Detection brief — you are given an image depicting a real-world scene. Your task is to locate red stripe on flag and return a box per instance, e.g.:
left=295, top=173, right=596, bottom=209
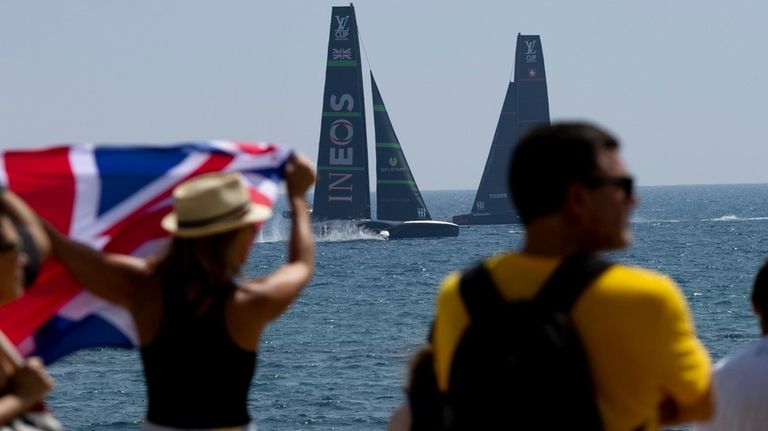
left=4, top=147, right=76, bottom=233
left=249, top=189, right=274, bottom=208
left=103, top=208, right=168, bottom=255
left=0, top=262, right=82, bottom=344
left=233, top=142, right=278, bottom=155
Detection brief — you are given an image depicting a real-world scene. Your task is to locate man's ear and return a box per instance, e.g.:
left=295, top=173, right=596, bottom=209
left=564, top=183, right=590, bottom=220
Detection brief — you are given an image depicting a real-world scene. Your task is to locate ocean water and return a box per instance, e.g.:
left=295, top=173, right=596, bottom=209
left=45, top=185, right=768, bottom=430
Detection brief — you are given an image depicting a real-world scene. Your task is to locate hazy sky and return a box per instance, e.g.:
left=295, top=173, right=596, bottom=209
left=1, top=1, right=766, bottom=190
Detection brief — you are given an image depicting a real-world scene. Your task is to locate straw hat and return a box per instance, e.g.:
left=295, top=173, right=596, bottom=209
left=161, top=172, right=272, bottom=238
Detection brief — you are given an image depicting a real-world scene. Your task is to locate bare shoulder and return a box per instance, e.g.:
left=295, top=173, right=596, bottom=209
left=232, top=278, right=270, bottom=302
left=232, top=274, right=305, bottom=324
left=226, top=279, right=274, bottom=331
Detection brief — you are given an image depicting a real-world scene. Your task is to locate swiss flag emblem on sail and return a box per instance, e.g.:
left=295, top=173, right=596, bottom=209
left=528, top=68, right=537, bottom=78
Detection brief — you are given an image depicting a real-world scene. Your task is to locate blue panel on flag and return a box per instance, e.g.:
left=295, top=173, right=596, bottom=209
left=33, top=315, right=134, bottom=364
left=94, top=147, right=188, bottom=216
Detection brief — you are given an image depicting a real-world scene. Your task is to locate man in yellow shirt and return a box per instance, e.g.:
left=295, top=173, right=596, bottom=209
left=429, top=123, right=712, bottom=430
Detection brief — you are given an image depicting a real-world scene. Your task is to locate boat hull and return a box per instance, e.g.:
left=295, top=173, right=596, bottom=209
left=360, top=220, right=459, bottom=239
left=452, top=212, right=519, bottom=225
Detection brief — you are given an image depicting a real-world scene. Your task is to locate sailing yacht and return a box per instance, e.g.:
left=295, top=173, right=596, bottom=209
left=312, top=4, right=458, bottom=239
left=453, top=34, right=550, bottom=225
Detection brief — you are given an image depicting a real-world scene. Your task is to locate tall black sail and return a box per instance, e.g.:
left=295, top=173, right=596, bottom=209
left=515, top=34, right=550, bottom=139
left=371, top=72, right=431, bottom=221
left=312, top=5, right=371, bottom=220
left=469, top=82, right=518, bottom=219
left=453, top=34, right=550, bottom=225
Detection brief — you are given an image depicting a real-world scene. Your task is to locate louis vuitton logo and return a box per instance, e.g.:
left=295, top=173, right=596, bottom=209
left=334, top=15, right=350, bottom=40
left=524, top=40, right=537, bottom=55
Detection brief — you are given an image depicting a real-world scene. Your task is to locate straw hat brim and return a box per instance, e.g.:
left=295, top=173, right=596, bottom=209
left=161, top=203, right=272, bottom=238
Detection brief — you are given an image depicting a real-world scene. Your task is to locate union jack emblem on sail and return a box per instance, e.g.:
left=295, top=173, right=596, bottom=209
left=0, top=141, right=291, bottom=363
left=332, top=48, right=352, bottom=60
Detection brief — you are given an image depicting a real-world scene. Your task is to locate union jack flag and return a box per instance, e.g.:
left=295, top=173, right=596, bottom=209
left=0, top=141, right=291, bottom=363
left=332, top=48, right=352, bottom=60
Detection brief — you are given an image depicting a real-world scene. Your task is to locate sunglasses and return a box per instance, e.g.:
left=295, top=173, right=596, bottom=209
left=581, top=176, right=634, bottom=198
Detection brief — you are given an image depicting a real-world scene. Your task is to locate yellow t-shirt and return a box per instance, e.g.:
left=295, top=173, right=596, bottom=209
left=432, top=253, right=711, bottom=431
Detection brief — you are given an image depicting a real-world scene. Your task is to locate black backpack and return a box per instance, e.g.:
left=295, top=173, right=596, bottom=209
left=408, top=254, right=610, bottom=430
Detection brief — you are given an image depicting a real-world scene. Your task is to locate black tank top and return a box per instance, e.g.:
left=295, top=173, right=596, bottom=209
left=140, top=280, right=257, bottom=428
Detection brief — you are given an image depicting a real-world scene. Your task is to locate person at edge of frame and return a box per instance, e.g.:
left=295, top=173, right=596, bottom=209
left=694, top=259, right=768, bottom=431
left=0, top=187, right=56, bottom=425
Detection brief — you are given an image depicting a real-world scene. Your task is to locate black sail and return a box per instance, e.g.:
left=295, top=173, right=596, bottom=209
left=454, top=34, right=550, bottom=225
left=470, top=82, right=517, bottom=218
left=312, top=5, right=371, bottom=220
left=371, top=73, right=431, bottom=221
left=515, top=34, right=550, bottom=139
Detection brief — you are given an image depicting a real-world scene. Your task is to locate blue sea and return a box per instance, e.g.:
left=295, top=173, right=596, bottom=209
left=45, top=185, right=768, bottom=430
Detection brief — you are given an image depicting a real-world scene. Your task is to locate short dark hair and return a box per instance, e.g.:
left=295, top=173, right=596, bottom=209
left=752, top=260, right=768, bottom=316
left=508, top=122, right=620, bottom=224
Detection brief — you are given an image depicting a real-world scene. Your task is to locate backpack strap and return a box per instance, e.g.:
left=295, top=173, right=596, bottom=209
left=458, top=263, right=503, bottom=320
left=533, top=253, right=612, bottom=313
left=458, top=254, right=612, bottom=319
left=423, top=265, right=494, bottom=341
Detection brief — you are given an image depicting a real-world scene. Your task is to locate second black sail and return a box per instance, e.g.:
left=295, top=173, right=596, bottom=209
left=366, top=72, right=458, bottom=238
left=371, top=72, right=431, bottom=222
left=453, top=34, right=550, bottom=225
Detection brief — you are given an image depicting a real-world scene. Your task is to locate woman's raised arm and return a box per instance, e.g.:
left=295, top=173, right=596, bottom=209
left=246, top=154, right=316, bottom=322
left=43, top=221, right=149, bottom=309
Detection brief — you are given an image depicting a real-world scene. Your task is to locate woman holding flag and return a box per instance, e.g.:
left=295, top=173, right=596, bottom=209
left=42, top=153, right=316, bottom=430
